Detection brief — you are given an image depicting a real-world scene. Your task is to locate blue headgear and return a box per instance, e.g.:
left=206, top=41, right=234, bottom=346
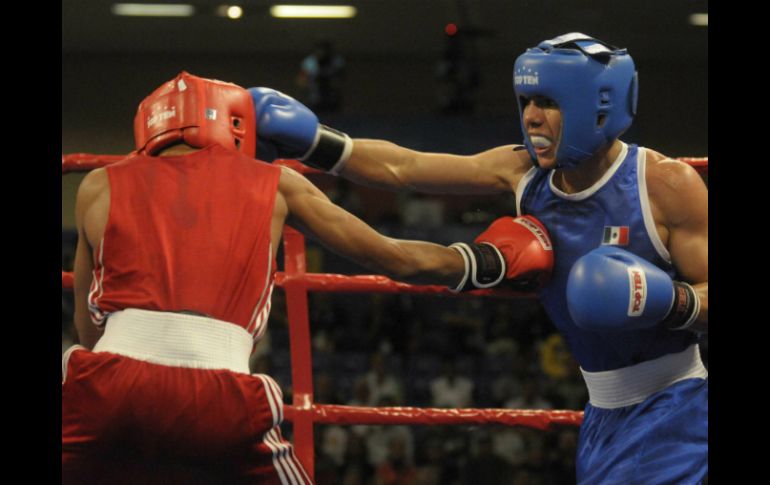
left=513, top=33, right=638, bottom=169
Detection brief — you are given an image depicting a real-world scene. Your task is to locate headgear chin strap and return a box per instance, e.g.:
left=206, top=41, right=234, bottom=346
left=134, top=71, right=256, bottom=157
left=513, top=33, right=638, bottom=169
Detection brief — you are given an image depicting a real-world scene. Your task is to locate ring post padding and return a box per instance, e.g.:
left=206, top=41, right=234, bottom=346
left=281, top=226, right=316, bottom=476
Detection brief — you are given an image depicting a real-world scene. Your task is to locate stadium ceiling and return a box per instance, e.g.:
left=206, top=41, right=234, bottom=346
left=63, top=0, right=708, bottom=62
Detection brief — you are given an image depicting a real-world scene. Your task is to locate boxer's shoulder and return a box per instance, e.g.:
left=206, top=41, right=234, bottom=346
left=77, top=167, right=110, bottom=206
left=643, top=148, right=702, bottom=192
left=643, top=149, right=706, bottom=227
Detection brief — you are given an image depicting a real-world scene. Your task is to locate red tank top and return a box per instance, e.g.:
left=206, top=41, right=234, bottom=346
left=88, top=144, right=280, bottom=340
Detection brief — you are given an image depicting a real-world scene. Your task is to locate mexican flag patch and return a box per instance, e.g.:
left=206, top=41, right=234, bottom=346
left=602, top=226, right=629, bottom=246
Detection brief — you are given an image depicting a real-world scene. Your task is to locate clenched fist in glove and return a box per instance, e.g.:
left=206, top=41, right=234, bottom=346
left=248, top=87, right=352, bottom=174
left=566, top=246, right=700, bottom=332
left=450, top=215, right=554, bottom=292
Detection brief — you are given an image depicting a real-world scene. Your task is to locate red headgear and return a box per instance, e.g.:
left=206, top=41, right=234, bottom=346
left=134, top=71, right=256, bottom=157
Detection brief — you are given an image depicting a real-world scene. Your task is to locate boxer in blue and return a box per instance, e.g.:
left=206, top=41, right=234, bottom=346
left=248, top=33, right=708, bottom=484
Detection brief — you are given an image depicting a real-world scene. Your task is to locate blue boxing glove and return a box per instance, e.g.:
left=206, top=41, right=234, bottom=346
left=248, top=87, right=352, bottom=174
left=566, top=246, right=700, bottom=332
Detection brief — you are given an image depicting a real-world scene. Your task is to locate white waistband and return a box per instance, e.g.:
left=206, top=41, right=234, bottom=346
left=93, top=309, right=253, bottom=374
left=580, top=344, right=708, bottom=409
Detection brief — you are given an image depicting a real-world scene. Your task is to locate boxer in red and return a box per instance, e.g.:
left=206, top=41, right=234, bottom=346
left=62, top=72, right=554, bottom=484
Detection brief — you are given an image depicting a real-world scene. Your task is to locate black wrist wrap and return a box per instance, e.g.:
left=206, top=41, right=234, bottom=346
left=451, top=243, right=505, bottom=292
left=303, top=125, right=348, bottom=171
left=662, top=282, right=699, bottom=331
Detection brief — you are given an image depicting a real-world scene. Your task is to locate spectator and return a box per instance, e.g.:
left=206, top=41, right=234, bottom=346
left=364, top=352, right=405, bottom=406
left=430, top=359, right=474, bottom=408
left=504, top=378, right=553, bottom=410
left=339, top=432, right=374, bottom=485
left=319, top=424, right=350, bottom=469
left=413, top=434, right=445, bottom=485
left=438, top=299, right=487, bottom=355
left=492, top=428, right=528, bottom=468
left=463, top=433, right=513, bottom=485
left=374, top=434, right=418, bottom=485
left=485, top=311, right=519, bottom=356
left=435, top=30, right=480, bottom=114
left=545, top=358, right=588, bottom=410
left=490, top=355, right=526, bottom=407
left=544, top=427, right=579, bottom=485
left=315, top=431, right=343, bottom=485
left=297, top=40, right=346, bottom=113
left=364, top=397, right=415, bottom=468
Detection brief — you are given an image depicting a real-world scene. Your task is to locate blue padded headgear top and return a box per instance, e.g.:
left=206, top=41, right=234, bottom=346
left=513, top=33, right=638, bottom=169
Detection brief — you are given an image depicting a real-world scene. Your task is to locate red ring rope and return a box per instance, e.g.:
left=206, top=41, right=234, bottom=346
left=285, top=404, right=583, bottom=429
left=63, top=269, right=534, bottom=297
left=61, top=154, right=709, bottom=176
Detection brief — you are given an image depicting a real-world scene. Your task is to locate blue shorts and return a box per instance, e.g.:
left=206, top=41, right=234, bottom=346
left=577, top=377, right=708, bottom=484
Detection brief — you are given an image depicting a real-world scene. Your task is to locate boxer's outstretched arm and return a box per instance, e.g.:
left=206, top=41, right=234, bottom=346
left=276, top=165, right=464, bottom=286
left=249, top=86, right=528, bottom=194
left=342, top=140, right=528, bottom=195
left=649, top=158, right=708, bottom=333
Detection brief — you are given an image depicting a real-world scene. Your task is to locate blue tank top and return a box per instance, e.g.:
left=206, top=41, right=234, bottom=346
left=517, top=143, right=696, bottom=372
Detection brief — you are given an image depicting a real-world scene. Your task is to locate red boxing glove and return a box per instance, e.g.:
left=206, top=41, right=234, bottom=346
left=450, top=216, right=553, bottom=292
left=479, top=215, right=554, bottom=284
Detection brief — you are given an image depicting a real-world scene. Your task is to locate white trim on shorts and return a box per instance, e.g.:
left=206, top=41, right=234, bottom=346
left=580, top=344, right=708, bottom=409
left=254, top=373, right=311, bottom=484
left=263, top=427, right=313, bottom=484
left=62, top=344, right=86, bottom=383
left=256, top=374, right=284, bottom=428
left=92, top=308, right=253, bottom=373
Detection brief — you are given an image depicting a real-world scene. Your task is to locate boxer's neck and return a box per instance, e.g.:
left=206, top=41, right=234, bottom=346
left=157, top=143, right=199, bottom=156
left=554, top=140, right=623, bottom=194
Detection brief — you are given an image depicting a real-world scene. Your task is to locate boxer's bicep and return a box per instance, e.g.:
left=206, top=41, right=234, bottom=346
left=661, top=163, right=708, bottom=285
left=654, top=161, right=708, bottom=331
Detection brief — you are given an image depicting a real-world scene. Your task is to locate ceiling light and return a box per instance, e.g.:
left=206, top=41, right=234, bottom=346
left=688, top=13, right=708, bottom=27
left=270, top=5, right=357, bottom=18
left=112, top=3, right=195, bottom=17
left=216, top=5, right=244, bottom=19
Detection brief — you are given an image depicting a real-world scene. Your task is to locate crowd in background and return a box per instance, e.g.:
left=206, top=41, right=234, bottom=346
left=254, top=290, right=586, bottom=485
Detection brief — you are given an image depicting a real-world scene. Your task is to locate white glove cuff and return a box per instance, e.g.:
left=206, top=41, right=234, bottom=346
left=448, top=242, right=505, bottom=292
left=448, top=243, right=471, bottom=293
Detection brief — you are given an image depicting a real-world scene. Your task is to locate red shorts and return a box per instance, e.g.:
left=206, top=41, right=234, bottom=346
left=62, top=347, right=313, bottom=484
